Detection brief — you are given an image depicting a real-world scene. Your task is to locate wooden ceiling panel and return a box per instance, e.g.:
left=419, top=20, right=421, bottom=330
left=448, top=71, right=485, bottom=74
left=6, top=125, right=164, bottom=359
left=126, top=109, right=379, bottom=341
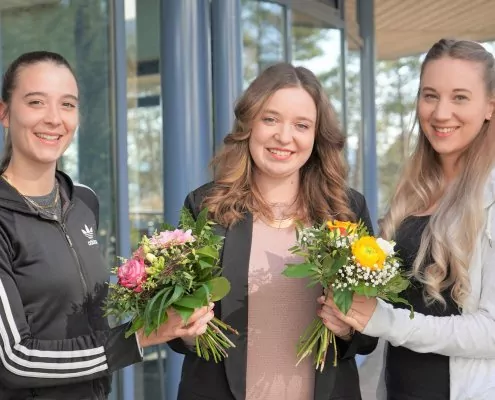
left=345, top=0, right=495, bottom=59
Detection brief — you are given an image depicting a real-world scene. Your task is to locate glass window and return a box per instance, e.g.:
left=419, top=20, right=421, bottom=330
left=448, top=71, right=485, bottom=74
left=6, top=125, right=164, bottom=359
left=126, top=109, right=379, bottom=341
left=291, top=10, right=343, bottom=111
left=376, top=56, right=421, bottom=215
left=289, top=8, right=359, bottom=188
left=345, top=49, right=364, bottom=193
left=1, top=0, right=116, bottom=263
left=125, top=0, right=165, bottom=398
left=0, top=0, right=120, bottom=396
left=242, top=0, right=285, bottom=86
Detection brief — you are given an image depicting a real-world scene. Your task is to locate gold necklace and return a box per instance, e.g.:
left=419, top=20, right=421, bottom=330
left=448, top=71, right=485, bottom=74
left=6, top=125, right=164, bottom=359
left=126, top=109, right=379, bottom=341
left=1, top=175, right=60, bottom=210
left=260, top=216, right=295, bottom=229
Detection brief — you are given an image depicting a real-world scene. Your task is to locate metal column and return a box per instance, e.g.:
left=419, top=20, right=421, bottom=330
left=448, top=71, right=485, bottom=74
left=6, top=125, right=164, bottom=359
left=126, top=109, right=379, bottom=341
left=338, top=0, right=348, bottom=140
left=160, top=1, right=214, bottom=398
left=283, top=5, right=292, bottom=63
left=0, top=13, right=3, bottom=151
left=211, top=0, right=243, bottom=150
left=110, top=0, right=134, bottom=398
left=357, top=0, right=378, bottom=229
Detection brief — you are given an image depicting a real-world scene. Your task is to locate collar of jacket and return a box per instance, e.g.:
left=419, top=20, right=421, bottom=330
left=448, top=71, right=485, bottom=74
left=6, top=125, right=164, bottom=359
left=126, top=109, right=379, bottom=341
left=0, top=170, right=75, bottom=215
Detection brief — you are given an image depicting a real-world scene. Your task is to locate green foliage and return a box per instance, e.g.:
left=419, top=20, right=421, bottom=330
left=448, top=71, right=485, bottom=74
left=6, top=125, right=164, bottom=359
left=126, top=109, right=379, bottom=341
left=104, top=206, right=236, bottom=361
left=282, top=263, right=317, bottom=278
left=282, top=219, right=413, bottom=370
left=333, top=289, right=353, bottom=315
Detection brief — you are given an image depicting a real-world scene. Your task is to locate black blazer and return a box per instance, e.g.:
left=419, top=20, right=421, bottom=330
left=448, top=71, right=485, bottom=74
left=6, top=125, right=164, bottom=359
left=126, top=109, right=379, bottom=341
left=169, top=183, right=378, bottom=400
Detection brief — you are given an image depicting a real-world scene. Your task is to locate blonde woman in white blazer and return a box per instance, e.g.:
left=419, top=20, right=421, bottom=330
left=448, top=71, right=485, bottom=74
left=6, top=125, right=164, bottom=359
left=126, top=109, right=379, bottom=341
left=320, top=38, right=495, bottom=400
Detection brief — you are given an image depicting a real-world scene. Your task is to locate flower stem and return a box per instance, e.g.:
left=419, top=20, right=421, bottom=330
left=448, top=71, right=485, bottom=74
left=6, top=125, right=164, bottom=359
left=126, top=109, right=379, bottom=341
left=194, top=317, right=238, bottom=362
left=295, top=317, right=338, bottom=371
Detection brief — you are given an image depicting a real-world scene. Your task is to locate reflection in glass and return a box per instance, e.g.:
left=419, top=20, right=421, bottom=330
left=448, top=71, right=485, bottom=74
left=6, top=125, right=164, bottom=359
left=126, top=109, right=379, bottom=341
left=345, top=50, right=364, bottom=192
left=242, top=0, right=285, bottom=86
left=1, top=0, right=116, bottom=261
left=125, top=0, right=166, bottom=398
left=0, top=0, right=118, bottom=397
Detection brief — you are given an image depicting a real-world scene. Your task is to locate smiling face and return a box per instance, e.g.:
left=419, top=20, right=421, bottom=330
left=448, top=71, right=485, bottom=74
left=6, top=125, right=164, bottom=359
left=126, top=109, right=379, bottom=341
left=418, top=57, right=494, bottom=164
left=248, top=86, right=317, bottom=183
left=0, top=61, right=79, bottom=170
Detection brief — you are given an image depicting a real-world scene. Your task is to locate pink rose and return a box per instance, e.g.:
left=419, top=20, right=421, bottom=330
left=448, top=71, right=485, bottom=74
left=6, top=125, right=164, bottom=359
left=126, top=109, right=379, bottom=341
left=132, top=246, right=145, bottom=261
left=117, top=258, right=147, bottom=293
left=150, top=229, right=195, bottom=248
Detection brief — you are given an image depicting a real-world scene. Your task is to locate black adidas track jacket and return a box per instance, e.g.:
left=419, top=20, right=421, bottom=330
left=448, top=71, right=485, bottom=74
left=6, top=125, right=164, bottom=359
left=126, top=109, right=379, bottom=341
left=0, top=171, right=142, bottom=399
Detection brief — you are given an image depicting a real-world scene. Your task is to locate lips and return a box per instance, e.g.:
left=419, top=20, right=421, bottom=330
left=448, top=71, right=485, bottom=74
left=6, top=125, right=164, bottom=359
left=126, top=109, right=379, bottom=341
left=35, top=133, right=62, bottom=141
left=432, top=126, right=459, bottom=137
left=267, top=148, right=293, bottom=157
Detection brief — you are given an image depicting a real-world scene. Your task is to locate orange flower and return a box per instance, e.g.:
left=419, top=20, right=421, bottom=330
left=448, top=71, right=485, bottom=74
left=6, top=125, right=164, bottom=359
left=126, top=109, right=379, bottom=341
left=351, top=236, right=386, bottom=270
left=326, top=220, right=358, bottom=236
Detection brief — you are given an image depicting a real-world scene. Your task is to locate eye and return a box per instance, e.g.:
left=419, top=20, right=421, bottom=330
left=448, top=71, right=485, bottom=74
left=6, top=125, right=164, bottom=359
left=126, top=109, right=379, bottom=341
left=422, top=93, right=438, bottom=100
left=62, top=102, right=77, bottom=109
left=28, top=100, right=43, bottom=106
left=295, top=123, right=309, bottom=131
left=454, top=94, right=469, bottom=102
left=262, top=116, right=277, bottom=125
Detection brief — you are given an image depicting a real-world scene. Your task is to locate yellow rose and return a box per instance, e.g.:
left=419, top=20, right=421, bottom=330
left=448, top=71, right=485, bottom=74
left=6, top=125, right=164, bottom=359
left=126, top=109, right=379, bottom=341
left=351, top=236, right=386, bottom=270
left=327, top=220, right=358, bottom=236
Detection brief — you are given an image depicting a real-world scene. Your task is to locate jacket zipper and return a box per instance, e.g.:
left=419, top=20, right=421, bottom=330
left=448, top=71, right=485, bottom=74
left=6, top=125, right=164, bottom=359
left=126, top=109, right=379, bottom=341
left=58, top=204, right=89, bottom=296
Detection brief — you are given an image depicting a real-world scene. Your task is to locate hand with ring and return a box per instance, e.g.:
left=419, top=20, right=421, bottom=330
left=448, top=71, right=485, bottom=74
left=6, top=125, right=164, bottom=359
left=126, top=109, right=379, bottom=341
left=319, top=292, right=378, bottom=333
left=317, top=296, right=354, bottom=340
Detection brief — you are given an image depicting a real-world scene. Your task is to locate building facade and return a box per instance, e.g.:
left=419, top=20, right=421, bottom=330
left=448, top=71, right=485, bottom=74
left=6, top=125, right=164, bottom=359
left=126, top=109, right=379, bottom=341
left=0, top=0, right=376, bottom=398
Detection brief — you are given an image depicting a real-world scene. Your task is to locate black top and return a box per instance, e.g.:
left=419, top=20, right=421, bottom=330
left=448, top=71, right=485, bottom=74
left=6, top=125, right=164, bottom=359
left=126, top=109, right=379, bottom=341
left=386, top=216, right=460, bottom=400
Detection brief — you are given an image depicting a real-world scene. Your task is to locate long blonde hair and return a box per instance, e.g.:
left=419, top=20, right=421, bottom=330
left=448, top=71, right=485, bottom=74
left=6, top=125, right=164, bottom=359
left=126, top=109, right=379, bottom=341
left=381, top=39, right=495, bottom=308
left=203, top=63, right=354, bottom=226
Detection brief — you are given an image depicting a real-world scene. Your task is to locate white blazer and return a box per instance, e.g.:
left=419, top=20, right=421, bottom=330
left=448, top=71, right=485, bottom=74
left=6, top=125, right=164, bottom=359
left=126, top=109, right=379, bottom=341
left=367, top=168, right=495, bottom=400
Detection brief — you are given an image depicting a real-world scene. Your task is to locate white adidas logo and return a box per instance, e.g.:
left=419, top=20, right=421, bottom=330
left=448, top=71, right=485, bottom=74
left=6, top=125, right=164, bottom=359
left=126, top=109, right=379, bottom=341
left=81, top=225, right=98, bottom=246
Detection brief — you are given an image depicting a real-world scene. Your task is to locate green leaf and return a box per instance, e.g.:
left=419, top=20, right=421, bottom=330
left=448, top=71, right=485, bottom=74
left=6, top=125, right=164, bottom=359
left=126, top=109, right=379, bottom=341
left=282, top=263, right=316, bottom=278
left=381, top=293, right=415, bottom=319
left=354, top=285, right=378, bottom=297
left=194, top=208, right=209, bottom=236
left=323, top=254, right=347, bottom=276
left=174, top=286, right=208, bottom=309
left=333, top=289, right=353, bottom=315
left=157, top=285, right=184, bottom=326
left=385, top=274, right=411, bottom=294
left=125, top=317, right=144, bottom=338
left=172, top=304, right=195, bottom=322
left=206, top=276, right=231, bottom=301
left=144, top=287, right=171, bottom=326
left=196, top=246, right=219, bottom=260
left=159, top=222, right=176, bottom=232
left=198, top=259, right=213, bottom=270
left=179, top=207, right=196, bottom=230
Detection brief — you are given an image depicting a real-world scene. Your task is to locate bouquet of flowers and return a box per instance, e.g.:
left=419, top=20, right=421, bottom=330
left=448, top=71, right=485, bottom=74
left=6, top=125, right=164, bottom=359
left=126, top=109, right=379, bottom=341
left=282, top=220, right=412, bottom=371
left=104, top=207, right=238, bottom=362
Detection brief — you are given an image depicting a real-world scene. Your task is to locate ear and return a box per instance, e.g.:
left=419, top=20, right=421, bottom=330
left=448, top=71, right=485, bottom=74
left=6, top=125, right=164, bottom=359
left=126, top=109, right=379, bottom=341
left=486, top=98, right=495, bottom=121
left=0, top=102, right=9, bottom=129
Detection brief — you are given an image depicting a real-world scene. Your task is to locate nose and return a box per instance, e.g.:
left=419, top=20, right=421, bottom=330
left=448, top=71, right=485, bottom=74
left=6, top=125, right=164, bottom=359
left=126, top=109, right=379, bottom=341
left=432, top=98, right=453, bottom=121
left=44, top=103, right=62, bottom=126
left=275, top=123, right=292, bottom=144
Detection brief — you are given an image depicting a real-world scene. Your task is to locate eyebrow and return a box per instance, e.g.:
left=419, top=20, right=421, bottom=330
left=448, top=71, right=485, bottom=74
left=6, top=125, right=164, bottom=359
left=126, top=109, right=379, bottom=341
left=263, top=109, right=315, bottom=123
left=421, top=86, right=472, bottom=94
left=24, top=91, right=79, bottom=102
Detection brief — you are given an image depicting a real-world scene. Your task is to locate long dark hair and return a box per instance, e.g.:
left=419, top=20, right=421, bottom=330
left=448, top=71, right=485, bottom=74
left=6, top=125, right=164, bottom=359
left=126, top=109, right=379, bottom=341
left=0, top=51, right=76, bottom=173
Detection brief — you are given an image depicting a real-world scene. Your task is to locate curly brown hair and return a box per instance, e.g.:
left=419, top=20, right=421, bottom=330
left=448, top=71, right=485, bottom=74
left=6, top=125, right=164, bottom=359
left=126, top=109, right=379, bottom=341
left=203, top=62, right=354, bottom=226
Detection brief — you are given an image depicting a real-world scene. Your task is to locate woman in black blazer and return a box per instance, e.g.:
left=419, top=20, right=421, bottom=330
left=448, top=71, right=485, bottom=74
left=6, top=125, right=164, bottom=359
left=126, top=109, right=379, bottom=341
left=169, top=63, right=377, bottom=400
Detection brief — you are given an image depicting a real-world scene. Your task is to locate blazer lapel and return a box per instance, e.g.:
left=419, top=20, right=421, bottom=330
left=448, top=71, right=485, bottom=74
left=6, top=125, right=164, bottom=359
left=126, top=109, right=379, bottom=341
left=221, top=213, right=253, bottom=400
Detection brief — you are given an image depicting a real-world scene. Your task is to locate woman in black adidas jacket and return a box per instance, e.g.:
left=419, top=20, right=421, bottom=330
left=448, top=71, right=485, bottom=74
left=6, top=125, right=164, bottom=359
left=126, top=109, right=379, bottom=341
left=0, top=51, right=213, bottom=399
